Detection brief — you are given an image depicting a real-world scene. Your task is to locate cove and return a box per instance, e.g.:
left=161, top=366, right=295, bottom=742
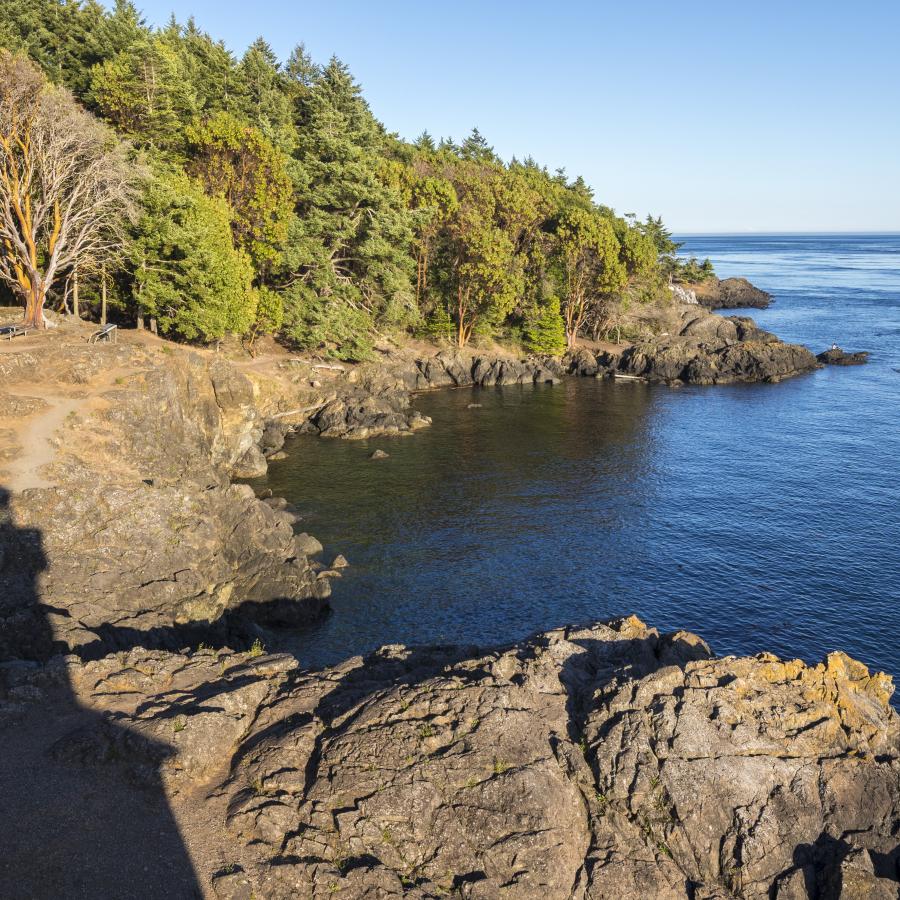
left=253, top=234, right=900, bottom=687
left=258, top=375, right=897, bottom=682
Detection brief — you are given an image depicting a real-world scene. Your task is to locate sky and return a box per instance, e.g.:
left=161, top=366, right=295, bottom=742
left=116, top=0, right=899, bottom=233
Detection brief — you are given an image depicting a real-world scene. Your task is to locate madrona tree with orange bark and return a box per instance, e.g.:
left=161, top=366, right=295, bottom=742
left=0, top=53, right=135, bottom=328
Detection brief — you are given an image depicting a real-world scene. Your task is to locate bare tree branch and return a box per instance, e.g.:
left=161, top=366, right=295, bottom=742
left=0, top=53, right=138, bottom=328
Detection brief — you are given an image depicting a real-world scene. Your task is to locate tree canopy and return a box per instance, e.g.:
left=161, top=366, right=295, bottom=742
left=0, top=1, right=697, bottom=349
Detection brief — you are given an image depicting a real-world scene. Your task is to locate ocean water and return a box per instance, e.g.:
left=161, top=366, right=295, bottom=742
left=257, top=234, right=900, bottom=690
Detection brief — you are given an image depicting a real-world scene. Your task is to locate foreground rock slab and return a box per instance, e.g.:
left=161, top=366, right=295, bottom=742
left=2, top=616, right=896, bottom=899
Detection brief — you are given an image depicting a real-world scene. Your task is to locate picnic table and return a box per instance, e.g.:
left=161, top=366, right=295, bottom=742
left=0, top=324, right=29, bottom=340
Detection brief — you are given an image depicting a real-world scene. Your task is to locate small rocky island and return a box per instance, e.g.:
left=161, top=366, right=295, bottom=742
left=688, top=276, right=773, bottom=310
left=817, top=347, right=871, bottom=366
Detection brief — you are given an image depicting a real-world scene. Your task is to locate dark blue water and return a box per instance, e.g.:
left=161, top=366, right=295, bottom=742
left=257, top=234, right=900, bottom=688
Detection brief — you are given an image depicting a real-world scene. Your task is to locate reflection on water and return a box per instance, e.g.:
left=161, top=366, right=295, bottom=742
left=254, top=235, right=900, bottom=694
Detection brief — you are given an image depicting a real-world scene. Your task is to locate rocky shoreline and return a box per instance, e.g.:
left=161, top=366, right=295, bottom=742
left=0, top=303, right=894, bottom=898
left=0, top=301, right=827, bottom=660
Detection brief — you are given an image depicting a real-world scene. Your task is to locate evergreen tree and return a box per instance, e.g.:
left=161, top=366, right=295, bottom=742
left=131, top=170, right=256, bottom=341
left=0, top=0, right=106, bottom=93
left=523, top=295, right=566, bottom=354
left=460, top=127, right=498, bottom=163
left=90, top=34, right=197, bottom=150
left=282, top=57, right=415, bottom=355
left=179, top=19, right=238, bottom=115
left=234, top=37, right=295, bottom=150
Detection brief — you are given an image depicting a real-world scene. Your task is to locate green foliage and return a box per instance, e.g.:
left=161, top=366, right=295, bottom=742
left=252, top=285, right=284, bottom=335
left=674, top=256, right=715, bottom=283
left=90, top=33, right=197, bottom=150
left=233, top=38, right=295, bottom=151
left=438, top=160, right=537, bottom=346
left=178, top=18, right=240, bottom=116
left=619, top=224, right=658, bottom=280
left=553, top=206, right=626, bottom=346
left=185, top=110, right=293, bottom=269
left=11, top=1, right=676, bottom=350
left=281, top=58, right=416, bottom=354
left=131, top=169, right=256, bottom=341
left=0, top=0, right=114, bottom=94
left=418, top=303, right=455, bottom=340
left=282, top=282, right=376, bottom=361
left=523, top=295, right=566, bottom=354
left=641, top=214, right=681, bottom=257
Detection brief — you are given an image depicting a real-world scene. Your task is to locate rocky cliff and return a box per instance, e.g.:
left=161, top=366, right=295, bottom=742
left=1, top=617, right=896, bottom=898
left=0, top=333, right=331, bottom=662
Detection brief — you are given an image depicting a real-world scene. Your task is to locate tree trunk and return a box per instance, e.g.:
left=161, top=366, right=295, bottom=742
left=72, top=267, right=80, bottom=319
left=456, top=285, right=470, bottom=348
left=416, top=252, right=425, bottom=308
left=23, top=283, right=46, bottom=329
left=100, top=266, right=108, bottom=326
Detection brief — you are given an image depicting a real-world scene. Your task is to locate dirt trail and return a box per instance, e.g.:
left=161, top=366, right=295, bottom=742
left=3, top=360, right=133, bottom=492
left=4, top=396, right=84, bottom=491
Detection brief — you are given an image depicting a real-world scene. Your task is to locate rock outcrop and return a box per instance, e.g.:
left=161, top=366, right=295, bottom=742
left=690, top=277, right=773, bottom=310
left=817, top=348, right=870, bottom=366
left=0, top=336, right=332, bottom=662
left=414, top=350, right=560, bottom=390
left=277, top=349, right=560, bottom=440
left=2, top=616, right=897, bottom=899
left=565, top=310, right=819, bottom=385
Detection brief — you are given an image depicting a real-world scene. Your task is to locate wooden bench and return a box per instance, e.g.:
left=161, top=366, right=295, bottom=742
left=89, top=323, right=118, bottom=344
left=0, top=324, right=28, bottom=340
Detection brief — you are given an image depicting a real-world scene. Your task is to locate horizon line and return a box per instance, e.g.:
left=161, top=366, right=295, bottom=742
left=673, top=230, right=900, bottom=236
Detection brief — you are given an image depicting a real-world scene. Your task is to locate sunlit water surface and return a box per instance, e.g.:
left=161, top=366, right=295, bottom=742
left=253, top=234, right=900, bottom=689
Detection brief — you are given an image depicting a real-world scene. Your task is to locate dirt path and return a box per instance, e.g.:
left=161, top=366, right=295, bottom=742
left=3, top=362, right=133, bottom=493
left=4, top=396, right=83, bottom=491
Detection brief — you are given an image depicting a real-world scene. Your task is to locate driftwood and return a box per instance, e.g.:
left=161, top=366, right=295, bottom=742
left=271, top=404, right=325, bottom=420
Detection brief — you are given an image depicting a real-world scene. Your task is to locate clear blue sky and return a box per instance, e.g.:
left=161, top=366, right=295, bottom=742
left=119, top=0, right=899, bottom=232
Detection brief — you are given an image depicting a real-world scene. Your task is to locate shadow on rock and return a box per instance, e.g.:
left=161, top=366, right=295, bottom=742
left=787, top=831, right=900, bottom=899
left=0, top=485, right=202, bottom=899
